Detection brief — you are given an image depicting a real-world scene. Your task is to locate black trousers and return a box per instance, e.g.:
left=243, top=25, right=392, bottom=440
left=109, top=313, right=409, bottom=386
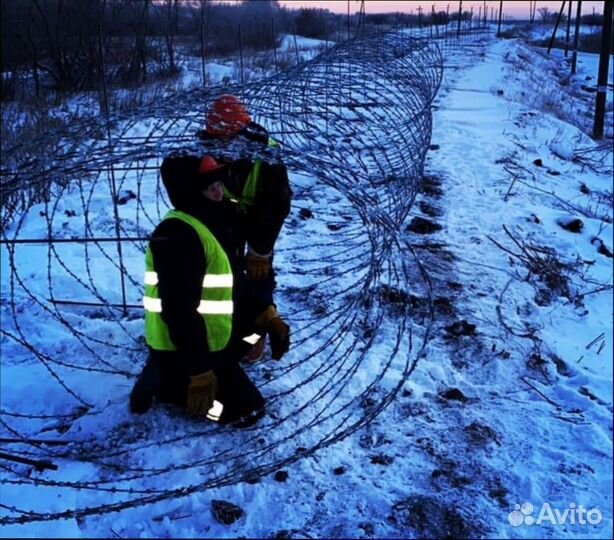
left=130, top=350, right=265, bottom=427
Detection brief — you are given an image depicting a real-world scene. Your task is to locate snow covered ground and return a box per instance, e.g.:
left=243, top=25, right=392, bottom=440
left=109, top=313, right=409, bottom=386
left=1, top=27, right=612, bottom=539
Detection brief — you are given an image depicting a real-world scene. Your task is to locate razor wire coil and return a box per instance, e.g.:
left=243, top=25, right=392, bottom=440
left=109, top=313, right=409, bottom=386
left=0, top=29, right=460, bottom=524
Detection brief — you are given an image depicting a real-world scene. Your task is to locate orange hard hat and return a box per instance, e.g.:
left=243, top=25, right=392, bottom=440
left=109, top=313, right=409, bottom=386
left=206, top=94, right=252, bottom=136
left=199, top=155, right=225, bottom=175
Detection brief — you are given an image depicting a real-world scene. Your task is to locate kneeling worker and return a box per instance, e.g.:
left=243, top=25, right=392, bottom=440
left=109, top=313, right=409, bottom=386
left=130, top=154, right=264, bottom=427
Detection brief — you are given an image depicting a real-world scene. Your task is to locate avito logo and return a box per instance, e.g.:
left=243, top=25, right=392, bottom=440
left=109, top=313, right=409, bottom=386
left=508, top=502, right=603, bottom=527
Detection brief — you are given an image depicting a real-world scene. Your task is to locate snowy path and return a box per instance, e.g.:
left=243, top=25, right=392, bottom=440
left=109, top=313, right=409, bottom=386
left=416, top=38, right=613, bottom=539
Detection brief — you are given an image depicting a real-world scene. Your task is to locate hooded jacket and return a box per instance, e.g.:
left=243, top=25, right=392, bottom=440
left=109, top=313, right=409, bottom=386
left=149, top=155, right=243, bottom=375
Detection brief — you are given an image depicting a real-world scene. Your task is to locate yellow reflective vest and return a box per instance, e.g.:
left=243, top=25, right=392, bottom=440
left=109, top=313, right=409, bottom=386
left=223, top=138, right=279, bottom=212
left=143, top=210, right=233, bottom=352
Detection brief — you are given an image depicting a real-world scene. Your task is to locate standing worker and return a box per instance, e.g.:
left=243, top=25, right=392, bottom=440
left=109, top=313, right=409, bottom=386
left=198, top=94, right=292, bottom=363
left=130, top=154, right=265, bottom=427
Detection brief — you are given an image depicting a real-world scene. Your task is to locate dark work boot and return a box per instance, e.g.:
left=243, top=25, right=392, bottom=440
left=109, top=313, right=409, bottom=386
left=130, top=356, right=163, bottom=414
left=215, top=361, right=266, bottom=428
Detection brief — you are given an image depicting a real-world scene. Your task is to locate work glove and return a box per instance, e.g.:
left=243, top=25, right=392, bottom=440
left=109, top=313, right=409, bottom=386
left=186, top=370, right=218, bottom=416
left=246, top=251, right=272, bottom=280
left=255, top=305, right=290, bottom=360
left=269, top=316, right=290, bottom=360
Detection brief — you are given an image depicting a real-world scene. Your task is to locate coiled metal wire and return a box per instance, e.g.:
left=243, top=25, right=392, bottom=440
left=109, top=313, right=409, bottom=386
left=0, top=30, right=443, bottom=524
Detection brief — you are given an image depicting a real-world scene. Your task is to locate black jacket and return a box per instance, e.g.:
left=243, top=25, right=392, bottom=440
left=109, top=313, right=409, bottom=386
left=198, top=122, right=292, bottom=255
left=150, top=155, right=243, bottom=376
left=226, top=158, right=292, bottom=255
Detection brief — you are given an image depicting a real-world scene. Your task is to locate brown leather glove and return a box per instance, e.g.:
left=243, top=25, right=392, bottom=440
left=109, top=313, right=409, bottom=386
left=186, top=370, right=218, bottom=416
left=269, top=316, right=290, bottom=360
left=255, top=306, right=290, bottom=360
left=246, top=252, right=271, bottom=280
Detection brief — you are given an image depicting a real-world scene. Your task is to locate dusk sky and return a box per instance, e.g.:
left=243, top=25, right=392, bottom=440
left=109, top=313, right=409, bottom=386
left=277, top=1, right=606, bottom=20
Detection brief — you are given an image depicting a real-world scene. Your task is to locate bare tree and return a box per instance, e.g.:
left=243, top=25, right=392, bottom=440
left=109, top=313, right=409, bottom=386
left=127, top=0, right=150, bottom=84
left=294, top=8, right=333, bottom=39
left=239, top=0, right=282, bottom=51
left=163, top=0, right=179, bottom=73
left=538, top=7, right=553, bottom=23
left=28, top=0, right=103, bottom=92
left=1, top=0, right=288, bottom=100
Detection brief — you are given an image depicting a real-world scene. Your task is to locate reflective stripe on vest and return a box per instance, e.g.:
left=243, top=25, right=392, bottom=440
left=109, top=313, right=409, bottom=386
left=143, top=210, right=233, bottom=352
left=224, top=137, right=280, bottom=212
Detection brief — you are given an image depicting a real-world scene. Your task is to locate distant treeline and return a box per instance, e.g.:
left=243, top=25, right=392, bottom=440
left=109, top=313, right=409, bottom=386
left=1, top=0, right=283, bottom=98
left=0, top=0, right=485, bottom=101
left=0, top=1, right=305, bottom=99
left=1, top=0, right=605, bottom=102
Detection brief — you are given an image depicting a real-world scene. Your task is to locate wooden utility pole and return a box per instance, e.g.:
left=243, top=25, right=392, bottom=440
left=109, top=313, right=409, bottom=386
left=359, top=0, right=366, bottom=35
left=592, top=0, right=613, bottom=139
left=548, top=2, right=568, bottom=54
left=529, top=1, right=537, bottom=23
left=571, top=1, right=583, bottom=74
left=496, top=1, right=503, bottom=37
left=347, top=0, right=351, bottom=40
left=457, top=0, right=462, bottom=38
left=565, top=0, right=572, bottom=56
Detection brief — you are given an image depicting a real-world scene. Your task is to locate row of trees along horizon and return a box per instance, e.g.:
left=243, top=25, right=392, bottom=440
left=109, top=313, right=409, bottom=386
left=0, top=0, right=607, bottom=102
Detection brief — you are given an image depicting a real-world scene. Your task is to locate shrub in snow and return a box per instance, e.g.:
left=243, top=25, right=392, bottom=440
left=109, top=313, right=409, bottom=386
left=556, top=216, right=584, bottom=233
left=211, top=500, right=245, bottom=525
